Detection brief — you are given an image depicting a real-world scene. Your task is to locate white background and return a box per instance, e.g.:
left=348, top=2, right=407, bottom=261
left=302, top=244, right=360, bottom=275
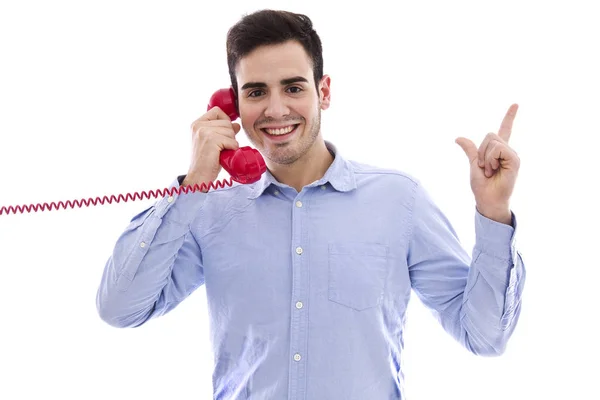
left=1, top=0, right=598, bottom=399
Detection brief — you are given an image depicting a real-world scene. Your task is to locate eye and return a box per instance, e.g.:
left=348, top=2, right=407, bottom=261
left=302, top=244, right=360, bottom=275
left=287, top=86, right=303, bottom=94
left=248, top=90, right=264, bottom=98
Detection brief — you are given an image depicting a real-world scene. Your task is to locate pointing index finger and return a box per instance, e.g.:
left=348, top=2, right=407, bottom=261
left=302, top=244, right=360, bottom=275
left=498, top=103, right=519, bottom=142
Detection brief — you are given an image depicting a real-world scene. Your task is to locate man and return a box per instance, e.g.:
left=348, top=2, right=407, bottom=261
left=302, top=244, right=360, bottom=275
left=96, top=9, right=526, bottom=400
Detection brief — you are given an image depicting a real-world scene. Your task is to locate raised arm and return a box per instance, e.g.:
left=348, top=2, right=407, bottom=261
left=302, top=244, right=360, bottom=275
left=96, top=105, right=242, bottom=328
left=409, top=103, right=526, bottom=354
left=407, top=182, right=525, bottom=355
left=96, top=177, right=208, bottom=328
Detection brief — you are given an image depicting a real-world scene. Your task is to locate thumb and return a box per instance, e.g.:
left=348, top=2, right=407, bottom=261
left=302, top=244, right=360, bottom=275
left=455, top=137, right=478, bottom=164
left=232, top=122, right=241, bottom=135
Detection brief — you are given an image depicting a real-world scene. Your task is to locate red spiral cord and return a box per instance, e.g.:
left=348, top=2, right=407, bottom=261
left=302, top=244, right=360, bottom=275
left=0, top=177, right=234, bottom=216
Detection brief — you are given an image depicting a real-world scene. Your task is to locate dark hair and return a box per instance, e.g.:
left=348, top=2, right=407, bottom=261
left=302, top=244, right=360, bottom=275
left=226, top=9, right=323, bottom=96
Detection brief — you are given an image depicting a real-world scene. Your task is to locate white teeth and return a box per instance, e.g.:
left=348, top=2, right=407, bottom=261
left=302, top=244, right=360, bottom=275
left=264, top=125, right=295, bottom=135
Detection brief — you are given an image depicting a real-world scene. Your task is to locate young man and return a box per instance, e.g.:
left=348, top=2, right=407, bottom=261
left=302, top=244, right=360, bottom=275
left=96, top=9, right=526, bottom=400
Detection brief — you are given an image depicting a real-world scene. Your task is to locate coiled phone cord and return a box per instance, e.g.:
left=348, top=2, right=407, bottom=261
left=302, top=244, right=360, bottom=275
left=0, top=178, right=233, bottom=216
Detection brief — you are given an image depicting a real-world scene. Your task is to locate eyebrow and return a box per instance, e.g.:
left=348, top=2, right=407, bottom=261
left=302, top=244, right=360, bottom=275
left=240, top=76, right=308, bottom=91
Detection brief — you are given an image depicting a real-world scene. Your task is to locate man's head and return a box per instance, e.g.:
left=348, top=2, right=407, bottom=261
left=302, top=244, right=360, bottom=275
left=226, top=9, right=331, bottom=165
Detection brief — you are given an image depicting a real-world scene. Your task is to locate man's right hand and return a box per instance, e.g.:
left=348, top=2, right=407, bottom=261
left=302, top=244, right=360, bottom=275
left=182, top=106, right=241, bottom=188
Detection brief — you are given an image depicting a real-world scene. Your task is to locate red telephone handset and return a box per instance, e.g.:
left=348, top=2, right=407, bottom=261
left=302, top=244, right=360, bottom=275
left=207, top=88, right=266, bottom=184
left=0, top=88, right=267, bottom=216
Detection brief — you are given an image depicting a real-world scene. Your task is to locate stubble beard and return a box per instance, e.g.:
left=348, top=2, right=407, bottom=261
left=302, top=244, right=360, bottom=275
left=249, top=109, right=321, bottom=166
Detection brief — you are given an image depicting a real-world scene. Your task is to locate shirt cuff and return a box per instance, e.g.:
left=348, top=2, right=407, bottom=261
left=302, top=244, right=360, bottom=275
left=474, top=209, right=517, bottom=261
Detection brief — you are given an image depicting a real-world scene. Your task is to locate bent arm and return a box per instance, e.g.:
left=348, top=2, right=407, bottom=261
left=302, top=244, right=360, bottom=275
left=408, top=182, right=526, bottom=356
left=96, top=175, right=208, bottom=328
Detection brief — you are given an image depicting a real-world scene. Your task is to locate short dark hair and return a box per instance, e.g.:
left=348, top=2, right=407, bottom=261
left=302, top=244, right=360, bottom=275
left=226, top=9, right=324, bottom=96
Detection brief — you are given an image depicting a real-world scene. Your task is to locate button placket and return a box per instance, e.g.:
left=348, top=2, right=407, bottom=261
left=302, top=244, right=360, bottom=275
left=289, top=192, right=308, bottom=394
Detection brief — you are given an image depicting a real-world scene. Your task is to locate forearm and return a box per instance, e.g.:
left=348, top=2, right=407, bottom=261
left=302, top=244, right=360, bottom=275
left=96, top=178, right=207, bottom=328
left=457, top=211, right=526, bottom=355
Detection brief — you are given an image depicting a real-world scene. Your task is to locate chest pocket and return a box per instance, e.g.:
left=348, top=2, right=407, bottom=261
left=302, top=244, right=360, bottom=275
left=328, top=242, right=389, bottom=311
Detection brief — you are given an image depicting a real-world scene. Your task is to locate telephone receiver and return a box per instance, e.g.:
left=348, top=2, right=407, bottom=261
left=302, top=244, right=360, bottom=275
left=207, top=88, right=266, bottom=184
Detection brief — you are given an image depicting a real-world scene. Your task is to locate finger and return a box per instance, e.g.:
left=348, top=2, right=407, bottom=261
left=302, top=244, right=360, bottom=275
left=191, top=119, right=235, bottom=133
left=483, top=140, right=518, bottom=177
left=218, top=137, right=240, bottom=151
left=483, top=140, right=502, bottom=177
left=198, top=126, right=239, bottom=139
left=206, top=106, right=234, bottom=121
left=232, top=122, right=241, bottom=135
left=455, top=137, right=478, bottom=164
left=498, top=103, right=519, bottom=143
left=478, top=133, right=497, bottom=167
left=190, top=106, right=231, bottom=125
left=190, top=114, right=230, bottom=133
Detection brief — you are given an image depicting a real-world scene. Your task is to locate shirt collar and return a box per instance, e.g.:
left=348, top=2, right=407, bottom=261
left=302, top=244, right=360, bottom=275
left=247, top=140, right=356, bottom=199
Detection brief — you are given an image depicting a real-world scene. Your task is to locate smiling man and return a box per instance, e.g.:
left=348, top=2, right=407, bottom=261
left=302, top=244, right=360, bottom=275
left=96, top=9, right=526, bottom=400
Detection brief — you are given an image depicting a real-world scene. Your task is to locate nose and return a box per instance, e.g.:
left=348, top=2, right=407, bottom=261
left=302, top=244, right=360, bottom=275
left=264, top=91, right=290, bottom=119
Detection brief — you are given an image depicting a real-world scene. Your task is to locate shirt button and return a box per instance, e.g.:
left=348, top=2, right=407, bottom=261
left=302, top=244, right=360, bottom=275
left=295, top=200, right=303, bottom=207
left=274, top=190, right=279, bottom=195
left=296, top=301, right=303, bottom=309
left=295, top=247, right=303, bottom=255
left=167, top=196, right=174, bottom=203
left=140, top=242, right=146, bottom=248
left=320, top=185, right=326, bottom=190
left=293, top=353, right=302, bottom=361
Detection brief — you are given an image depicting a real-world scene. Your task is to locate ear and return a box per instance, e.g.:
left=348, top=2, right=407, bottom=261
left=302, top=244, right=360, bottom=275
left=319, top=75, right=331, bottom=110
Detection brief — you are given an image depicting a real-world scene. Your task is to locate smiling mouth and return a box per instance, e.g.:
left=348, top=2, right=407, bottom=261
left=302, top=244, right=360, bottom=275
left=261, top=124, right=300, bottom=136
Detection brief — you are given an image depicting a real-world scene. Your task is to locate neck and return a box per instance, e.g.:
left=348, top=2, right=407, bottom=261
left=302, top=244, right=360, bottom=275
left=267, top=139, right=334, bottom=192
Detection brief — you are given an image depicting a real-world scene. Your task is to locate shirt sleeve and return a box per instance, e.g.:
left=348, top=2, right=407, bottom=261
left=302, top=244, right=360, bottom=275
left=407, top=181, right=526, bottom=356
left=95, top=175, right=208, bottom=328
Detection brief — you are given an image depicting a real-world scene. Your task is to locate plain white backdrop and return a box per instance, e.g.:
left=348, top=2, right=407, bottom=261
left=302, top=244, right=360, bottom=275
left=1, top=0, right=598, bottom=399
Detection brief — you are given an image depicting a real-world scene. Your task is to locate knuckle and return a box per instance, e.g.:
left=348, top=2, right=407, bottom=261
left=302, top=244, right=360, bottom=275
left=193, top=125, right=206, bottom=137
left=197, top=133, right=210, bottom=147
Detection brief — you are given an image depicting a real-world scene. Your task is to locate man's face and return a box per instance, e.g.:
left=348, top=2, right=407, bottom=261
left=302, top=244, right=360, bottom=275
left=236, top=40, right=330, bottom=165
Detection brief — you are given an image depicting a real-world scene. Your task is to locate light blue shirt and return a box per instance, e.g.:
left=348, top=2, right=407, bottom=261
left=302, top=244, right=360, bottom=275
left=96, top=141, right=526, bottom=400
